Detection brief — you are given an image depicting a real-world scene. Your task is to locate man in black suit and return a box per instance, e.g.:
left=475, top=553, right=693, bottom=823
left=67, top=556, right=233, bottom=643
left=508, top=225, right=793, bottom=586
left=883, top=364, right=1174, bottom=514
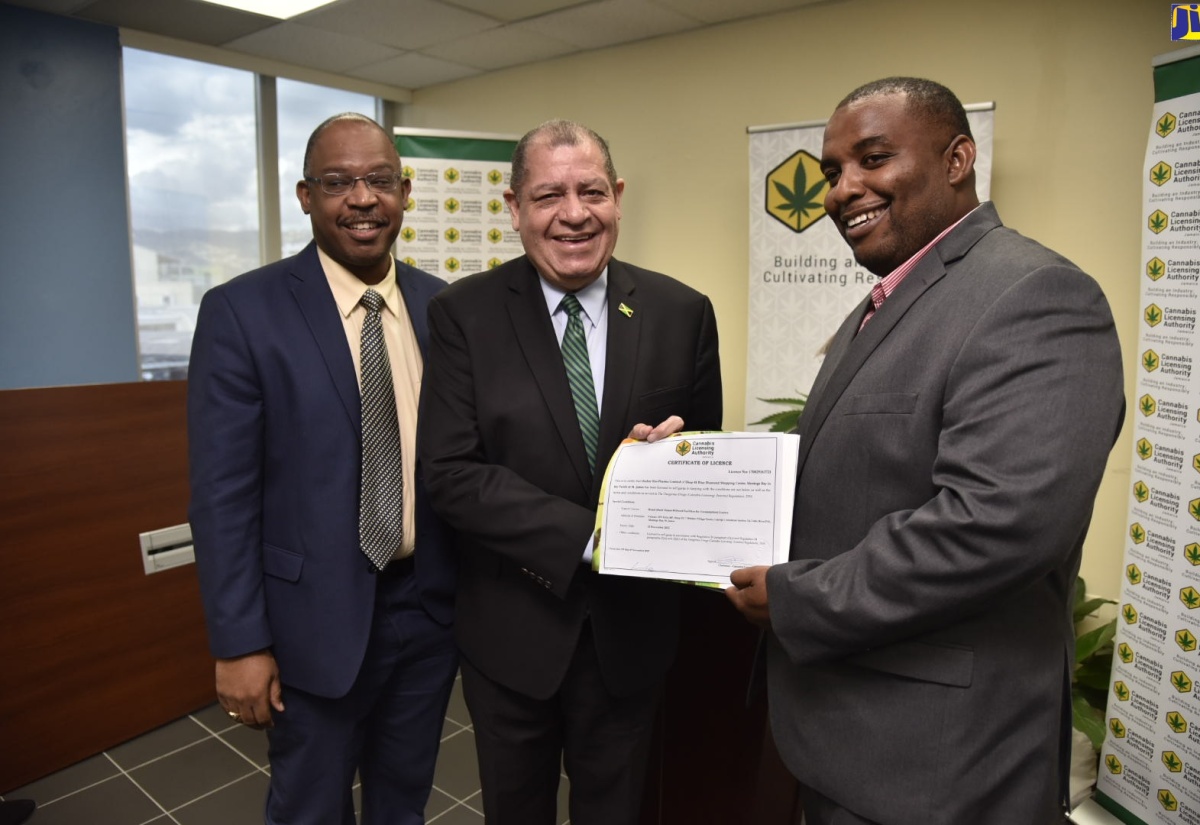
left=418, top=120, right=722, bottom=825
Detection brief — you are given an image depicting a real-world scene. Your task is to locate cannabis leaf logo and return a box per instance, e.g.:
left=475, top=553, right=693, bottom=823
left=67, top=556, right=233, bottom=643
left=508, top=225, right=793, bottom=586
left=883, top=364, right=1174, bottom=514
left=1130, top=522, right=1146, bottom=542
left=402, top=165, right=415, bottom=179
left=1118, top=643, right=1135, bottom=663
left=1150, top=211, right=1168, bottom=234
left=487, top=169, right=503, bottom=185
left=1142, top=351, right=1159, bottom=372
left=445, top=228, right=460, bottom=243
left=765, top=150, right=828, bottom=233
left=1110, top=718, right=1127, bottom=737
left=1185, top=544, right=1200, bottom=566
left=775, top=162, right=825, bottom=222
left=401, top=227, right=417, bottom=243
left=402, top=256, right=417, bottom=267
left=1167, top=711, right=1188, bottom=734
left=1122, top=604, right=1139, bottom=624
left=1145, top=304, right=1162, bottom=326
left=1140, top=394, right=1156, bottom=416
left=1127, top=565, right=1143, bottom=585
left=1106, top=754, right=1123, bottom=774
left=444, top=197, right=460, bottom=214
left=487, top=229, right=503, bottom=243
left=1171, top=671, right=1193, bottom=692
left=1151, top=162, right=1172, bottom=186
left=487, top=199, right=504, bottom=215
left=1114, top=681, right=1130, bottom=701
left=488, top=258, right=504, bottom=269
left=1162, top=751, right=1182, bottom=772
left=444, top=167, right=460, bottom=184
left=1147, top=258, right=1166, bottom=280
left=1158, top=113, right=1176, bottom=138
left=1181, top=587, right=1200, bottom=609
left=1194, top=454, right=1200, bottom=473
left=1192, top=499, right=1200, bottom=521
left=1134, top=481, right=1150, bottom=502
left=1159, top=788, right=1178, bottom=811
left=444, top=257, right=460, bottom=273
left=1176, top=630, right=1197, bottom=652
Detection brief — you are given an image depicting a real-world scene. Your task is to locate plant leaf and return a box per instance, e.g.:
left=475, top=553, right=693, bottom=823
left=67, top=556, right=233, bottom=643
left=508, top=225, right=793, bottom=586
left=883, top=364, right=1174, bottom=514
left=1076, top=621, right=1117, bottom=662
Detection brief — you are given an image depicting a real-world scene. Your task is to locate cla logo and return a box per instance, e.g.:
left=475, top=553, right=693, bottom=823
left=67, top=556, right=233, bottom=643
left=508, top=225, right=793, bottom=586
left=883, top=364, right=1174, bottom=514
left=765, top=150, right=828, bottom=233
left=675, top=440, right=692, bottom=457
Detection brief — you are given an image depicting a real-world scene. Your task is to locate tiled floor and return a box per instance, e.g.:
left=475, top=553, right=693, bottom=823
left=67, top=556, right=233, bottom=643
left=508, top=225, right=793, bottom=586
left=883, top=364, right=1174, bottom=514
left=1, top=674, right=570, bottom=825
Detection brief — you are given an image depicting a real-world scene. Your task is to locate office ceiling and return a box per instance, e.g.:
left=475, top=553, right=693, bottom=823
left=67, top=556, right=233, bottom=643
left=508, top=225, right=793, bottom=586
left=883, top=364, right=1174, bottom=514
left=8, top=0, right=835, bottom=90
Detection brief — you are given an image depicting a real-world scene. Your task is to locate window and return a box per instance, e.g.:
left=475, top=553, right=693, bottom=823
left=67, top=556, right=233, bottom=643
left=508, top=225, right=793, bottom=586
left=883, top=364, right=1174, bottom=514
left=123, top=50, right=379, bottom=380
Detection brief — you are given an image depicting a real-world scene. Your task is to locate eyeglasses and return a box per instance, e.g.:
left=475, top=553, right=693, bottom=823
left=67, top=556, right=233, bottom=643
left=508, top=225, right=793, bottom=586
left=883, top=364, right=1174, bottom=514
left=304, top=172, right=404, bottom=196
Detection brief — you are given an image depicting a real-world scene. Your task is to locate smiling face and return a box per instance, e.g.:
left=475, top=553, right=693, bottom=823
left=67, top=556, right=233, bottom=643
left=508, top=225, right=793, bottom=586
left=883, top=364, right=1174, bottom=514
left=297, top=119, right=409, bottom=285
left=820, top=92, right=977, bottom=276
left=504, top=136, right=624, bottom=292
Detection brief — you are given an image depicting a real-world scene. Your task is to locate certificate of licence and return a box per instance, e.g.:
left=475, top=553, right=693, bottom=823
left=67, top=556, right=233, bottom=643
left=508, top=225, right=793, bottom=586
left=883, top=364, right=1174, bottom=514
left=592, top=432, right=800, bottom=586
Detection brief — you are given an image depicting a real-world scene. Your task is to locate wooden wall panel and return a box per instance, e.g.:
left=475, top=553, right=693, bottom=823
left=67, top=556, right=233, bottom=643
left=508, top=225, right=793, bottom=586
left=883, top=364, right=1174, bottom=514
left=0, top=382, right=212, bottom=792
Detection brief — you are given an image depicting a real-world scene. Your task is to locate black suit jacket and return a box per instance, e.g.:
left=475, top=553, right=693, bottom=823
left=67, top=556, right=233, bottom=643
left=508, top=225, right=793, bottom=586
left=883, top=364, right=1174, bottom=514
left=418, top=255, right=722, bottom=700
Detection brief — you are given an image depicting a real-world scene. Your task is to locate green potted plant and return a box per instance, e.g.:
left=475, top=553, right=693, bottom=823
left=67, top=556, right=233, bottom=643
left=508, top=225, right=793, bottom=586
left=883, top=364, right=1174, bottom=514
left=1069, top=577, right=1117, bottom=805
left=749, top=395, right=807, bottom=432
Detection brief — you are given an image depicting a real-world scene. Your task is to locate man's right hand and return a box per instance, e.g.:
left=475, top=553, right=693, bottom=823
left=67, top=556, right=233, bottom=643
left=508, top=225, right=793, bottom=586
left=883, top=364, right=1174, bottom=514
left=216, top=650, right=284, bottom=730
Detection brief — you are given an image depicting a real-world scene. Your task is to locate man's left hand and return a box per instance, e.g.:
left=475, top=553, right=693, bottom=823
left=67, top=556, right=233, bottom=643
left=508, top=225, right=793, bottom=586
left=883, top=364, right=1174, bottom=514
left=727, top=566, right=772, bottom=629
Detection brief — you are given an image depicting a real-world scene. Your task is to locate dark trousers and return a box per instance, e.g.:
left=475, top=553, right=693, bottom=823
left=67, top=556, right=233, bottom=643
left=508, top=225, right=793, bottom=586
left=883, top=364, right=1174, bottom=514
left=461, top=621, right=660, bottom=825
left=265, top=565, right=457, bottom=825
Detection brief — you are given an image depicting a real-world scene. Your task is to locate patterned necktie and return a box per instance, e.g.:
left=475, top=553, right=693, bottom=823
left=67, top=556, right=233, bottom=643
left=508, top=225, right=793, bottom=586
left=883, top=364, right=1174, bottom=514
left=858, top=281, right=887, bottom=331
left=358, top=288, right=403, bottom=570
left=559, top=293, right=600, bottom=473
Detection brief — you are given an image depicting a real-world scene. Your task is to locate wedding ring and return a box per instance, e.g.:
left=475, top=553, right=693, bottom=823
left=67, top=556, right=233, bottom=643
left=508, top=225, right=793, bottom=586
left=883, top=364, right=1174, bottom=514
left=227, top=710, right=241, bottom=721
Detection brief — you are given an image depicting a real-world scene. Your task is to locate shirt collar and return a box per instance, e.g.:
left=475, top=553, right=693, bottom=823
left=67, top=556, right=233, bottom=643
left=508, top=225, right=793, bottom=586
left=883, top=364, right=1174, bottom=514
left=317, top=245, right=399, bottom=318
left=540, top=267, right=609, bottom=324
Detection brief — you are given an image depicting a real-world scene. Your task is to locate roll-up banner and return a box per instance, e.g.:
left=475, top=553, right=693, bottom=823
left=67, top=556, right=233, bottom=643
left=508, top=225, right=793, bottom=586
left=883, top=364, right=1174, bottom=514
left=1095, top=44, right=1200, bottom=825
left=394, top=128, right=523, bottom=282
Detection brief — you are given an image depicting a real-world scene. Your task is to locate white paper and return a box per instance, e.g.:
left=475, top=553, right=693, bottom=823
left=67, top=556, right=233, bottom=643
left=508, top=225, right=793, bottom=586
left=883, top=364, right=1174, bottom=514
left=595, top=432, right=799, bottom=585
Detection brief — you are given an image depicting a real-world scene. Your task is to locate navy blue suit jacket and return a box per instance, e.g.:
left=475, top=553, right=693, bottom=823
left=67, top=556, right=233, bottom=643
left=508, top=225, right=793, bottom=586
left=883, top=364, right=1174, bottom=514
left=188, top=242, right=453, bottom=699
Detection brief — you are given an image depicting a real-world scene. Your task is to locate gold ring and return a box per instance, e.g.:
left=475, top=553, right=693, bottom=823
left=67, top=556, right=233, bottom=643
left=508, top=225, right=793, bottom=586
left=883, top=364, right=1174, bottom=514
left=227, top=710, right=241, bottom=721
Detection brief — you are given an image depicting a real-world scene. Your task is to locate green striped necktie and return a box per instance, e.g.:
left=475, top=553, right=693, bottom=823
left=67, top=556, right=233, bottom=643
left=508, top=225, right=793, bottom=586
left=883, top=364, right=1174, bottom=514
left=559, top=293, right=600, bottom=473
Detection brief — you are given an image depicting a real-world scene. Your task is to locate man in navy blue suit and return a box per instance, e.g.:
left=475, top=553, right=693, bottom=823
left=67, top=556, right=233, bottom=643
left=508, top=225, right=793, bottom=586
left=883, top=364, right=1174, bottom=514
left=188, top=113, right=456, bottom=825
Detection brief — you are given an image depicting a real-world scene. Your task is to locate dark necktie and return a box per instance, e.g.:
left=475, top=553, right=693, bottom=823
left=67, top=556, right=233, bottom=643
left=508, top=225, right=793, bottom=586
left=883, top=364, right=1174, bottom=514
left=560, top=293, right=600, bottom=473
left=358, top=288, right=403, bottom=570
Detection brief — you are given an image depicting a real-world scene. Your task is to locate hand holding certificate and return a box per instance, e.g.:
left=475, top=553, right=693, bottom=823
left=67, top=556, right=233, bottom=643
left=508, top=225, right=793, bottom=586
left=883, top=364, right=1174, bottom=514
left=592, top=432, right=800, bottom=586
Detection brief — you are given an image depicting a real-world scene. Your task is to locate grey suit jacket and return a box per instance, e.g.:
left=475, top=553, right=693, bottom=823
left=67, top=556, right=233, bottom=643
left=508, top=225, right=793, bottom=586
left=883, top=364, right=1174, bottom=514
left=764, top=204, right=1125, bottom=824
left=418, top=255, right=722, bottom=700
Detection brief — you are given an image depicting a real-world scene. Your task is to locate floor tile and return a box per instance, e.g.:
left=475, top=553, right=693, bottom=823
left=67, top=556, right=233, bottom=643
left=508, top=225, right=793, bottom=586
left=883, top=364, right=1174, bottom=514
left=170, top=771, right=269, bottom=825
left=442, top=715, right=465, bottom=740
left=444, top=677, right=470, bottom=727
left=431, top=728, right=479, bottom=801
left=108, top=717, right=210, bottom=771
left=218, top=724, right=271, bottom=768
left=6, top=754, right=120, bottom=804
left=190, top=702, right=240, bottom=735
left=425, top=786, right=458, bottom=820
left=17, top=774, right=163, bottom=825
left=557, top=774, right=570, bottom=825
left=129, top=738, right=259, bottom=812
left=430, top=801, right=485, bottom=824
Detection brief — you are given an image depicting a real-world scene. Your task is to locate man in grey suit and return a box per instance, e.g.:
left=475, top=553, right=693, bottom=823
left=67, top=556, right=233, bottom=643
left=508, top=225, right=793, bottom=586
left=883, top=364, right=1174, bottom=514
left=727, top=77, right=1125, bottom=824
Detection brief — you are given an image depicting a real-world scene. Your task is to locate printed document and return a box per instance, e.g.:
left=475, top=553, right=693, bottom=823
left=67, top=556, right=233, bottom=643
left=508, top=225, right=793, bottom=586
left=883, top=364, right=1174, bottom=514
left=592, top=432, right=800, bottom=586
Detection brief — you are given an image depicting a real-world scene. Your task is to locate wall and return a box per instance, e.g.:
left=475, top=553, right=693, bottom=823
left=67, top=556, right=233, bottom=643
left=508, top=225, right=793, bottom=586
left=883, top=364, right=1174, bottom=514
left=0, top=4, right=139, bottom=389
left=403, top=0, right=1176, bottom=598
